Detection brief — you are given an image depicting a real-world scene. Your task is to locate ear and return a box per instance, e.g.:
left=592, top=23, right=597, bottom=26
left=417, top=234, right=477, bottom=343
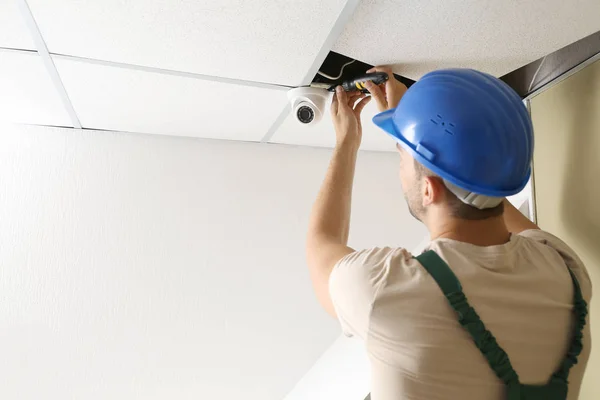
left=422, top=176, right=446, bottom=206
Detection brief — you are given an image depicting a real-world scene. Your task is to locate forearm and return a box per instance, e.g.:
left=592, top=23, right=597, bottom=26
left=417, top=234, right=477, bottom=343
left=308, top=143, right=358, bottom=246
left=305, top=86, right=368, bottom=317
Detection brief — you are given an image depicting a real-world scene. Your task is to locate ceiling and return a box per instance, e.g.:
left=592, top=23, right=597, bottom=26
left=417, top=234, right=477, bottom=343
left=0, top=0, right=34, bottom=50
left=334, top=0, right=600, bottom=80
left=52, top=56, right=290, bottom=141
left=1, top=0, right=600, bottom=151
left=26, top=0, right=349, bottom=86
left=0, top=50, right=71, bottom=126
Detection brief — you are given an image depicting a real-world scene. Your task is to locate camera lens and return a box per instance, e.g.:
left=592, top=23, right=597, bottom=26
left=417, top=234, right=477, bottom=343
left=297, top=105, right=314, bottom=124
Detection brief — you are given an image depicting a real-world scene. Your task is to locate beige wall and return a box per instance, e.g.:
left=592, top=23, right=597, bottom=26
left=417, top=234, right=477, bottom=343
left=530, top=59, right=600, bottom=399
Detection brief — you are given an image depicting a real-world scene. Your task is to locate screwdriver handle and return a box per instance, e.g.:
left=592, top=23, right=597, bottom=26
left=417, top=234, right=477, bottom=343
left=341, top=72, right=389, bottom=93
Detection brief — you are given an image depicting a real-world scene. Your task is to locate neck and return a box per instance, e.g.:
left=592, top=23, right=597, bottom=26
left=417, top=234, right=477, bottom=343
left=427, top=215, right=511, bottom=247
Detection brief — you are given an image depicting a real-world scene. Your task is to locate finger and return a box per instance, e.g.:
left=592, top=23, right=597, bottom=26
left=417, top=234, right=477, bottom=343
left=364, top=81, right=387, bottom=112
left=380, top=83, right=387, bottom=94
left=349, top=93, right=365, bottom=109
left=335, top=86, right=349, bottom=110
left=380, top=66, right=394, bottom=76
left=330, top=87, right=339, bottom=116
left=386, top=76, right=408, bottom=110
left=353, top=96, right=372, bottom=115
left=347, top=90, right=361, bottom=99
left=366, top=65, right=394, bottom=75
left=367, top=66, right=395, bottom=91
left=347, top=91, right=362, bottom=105
left=355, top=92, right=367, bottom=104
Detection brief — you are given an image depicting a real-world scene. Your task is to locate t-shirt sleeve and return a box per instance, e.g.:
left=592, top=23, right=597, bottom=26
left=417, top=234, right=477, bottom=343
left=519, top=229, right=592, bottom=298
left=329, top=247, right=404, bottom=339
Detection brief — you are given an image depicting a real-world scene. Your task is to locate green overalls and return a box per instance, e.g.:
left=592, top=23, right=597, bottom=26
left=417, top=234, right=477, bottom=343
left=415, top=250, right=588, bottom=400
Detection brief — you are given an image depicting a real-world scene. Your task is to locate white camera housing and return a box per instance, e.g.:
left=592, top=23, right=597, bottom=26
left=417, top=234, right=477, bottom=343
left=287, top=87, right=329, bottom=125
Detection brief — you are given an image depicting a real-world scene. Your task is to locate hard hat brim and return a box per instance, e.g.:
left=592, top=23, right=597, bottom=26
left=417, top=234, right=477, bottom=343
left=372, top=109, right=531, bottom=197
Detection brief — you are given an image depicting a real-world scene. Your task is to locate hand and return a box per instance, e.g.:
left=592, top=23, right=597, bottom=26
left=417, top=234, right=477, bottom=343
left=331, top=86, right=371, bottom=151
left=363, top=66, right=408, bottom=112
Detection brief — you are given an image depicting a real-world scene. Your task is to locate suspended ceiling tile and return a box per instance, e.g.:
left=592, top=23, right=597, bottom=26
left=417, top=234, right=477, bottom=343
left=53, top=57, right=289, bottom=141
left=333, top=0, right=600, bottom=80
left=0, top=1, right=35, bottom=50
left=27, top=0, right=349, bottom=86
left=0, top=50, right=72, bottom=126
left=270, top=95, right=395, bottom=152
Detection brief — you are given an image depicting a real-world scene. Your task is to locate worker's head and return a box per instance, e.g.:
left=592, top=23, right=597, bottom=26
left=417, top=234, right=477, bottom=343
left=373, top=68, right=533, bottom=223
left=396, top=144, right=503, bottom=222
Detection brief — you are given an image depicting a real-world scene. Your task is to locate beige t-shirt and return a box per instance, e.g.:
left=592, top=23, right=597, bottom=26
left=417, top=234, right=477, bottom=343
left=330, top=230, right=592, bottom=400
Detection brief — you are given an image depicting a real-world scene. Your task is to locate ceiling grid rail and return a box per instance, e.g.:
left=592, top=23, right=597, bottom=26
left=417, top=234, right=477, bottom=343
left=298, top=0, right=362, bottom=87
left=50, top=53, right=290, bottom=91
left=261, top=0, right=362, bottom=142
left=17, top=0, right=82, bottom=129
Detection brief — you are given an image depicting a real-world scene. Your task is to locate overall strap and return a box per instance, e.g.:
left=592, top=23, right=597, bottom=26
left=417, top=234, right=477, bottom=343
left=415, top=250, right=521, bottom=387
left=551, top=267, right=588, bottom=384
left=416, top=250, right=588, bottom=400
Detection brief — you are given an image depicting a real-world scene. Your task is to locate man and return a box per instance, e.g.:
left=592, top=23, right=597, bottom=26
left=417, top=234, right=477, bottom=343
left=306, top=66, right=592, bottom=400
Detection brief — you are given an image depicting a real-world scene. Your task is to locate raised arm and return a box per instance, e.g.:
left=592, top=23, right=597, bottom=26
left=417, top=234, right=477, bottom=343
left=306, top=88, right=370, bottom=317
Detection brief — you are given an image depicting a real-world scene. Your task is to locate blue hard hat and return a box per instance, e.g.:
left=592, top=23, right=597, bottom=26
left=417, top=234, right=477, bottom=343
left=373, top=69, right=533, bottom=197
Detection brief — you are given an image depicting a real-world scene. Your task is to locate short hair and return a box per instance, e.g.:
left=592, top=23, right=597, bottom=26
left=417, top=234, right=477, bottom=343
left=413, top=160, right=504, bottom=220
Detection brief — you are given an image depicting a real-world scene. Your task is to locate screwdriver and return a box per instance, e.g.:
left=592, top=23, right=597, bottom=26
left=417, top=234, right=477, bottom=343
left=331, top=72, right=389, bottom=93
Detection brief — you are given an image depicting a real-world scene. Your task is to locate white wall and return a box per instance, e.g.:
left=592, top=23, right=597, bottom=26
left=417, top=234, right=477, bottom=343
left=284, top=335, right=371, bottom=400
left=0, top=123, right=426, bottom=400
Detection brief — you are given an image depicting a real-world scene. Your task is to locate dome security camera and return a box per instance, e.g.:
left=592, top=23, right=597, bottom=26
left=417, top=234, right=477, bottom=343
left=287, top=87, right=329, bottom=125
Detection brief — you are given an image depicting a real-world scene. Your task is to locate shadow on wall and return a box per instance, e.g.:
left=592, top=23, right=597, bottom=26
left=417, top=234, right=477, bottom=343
left=560, top=67, right=600, bottom=264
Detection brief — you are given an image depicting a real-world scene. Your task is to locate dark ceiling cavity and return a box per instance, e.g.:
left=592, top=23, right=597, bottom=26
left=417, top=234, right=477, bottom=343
left=312, top=51, right=415, bottom=89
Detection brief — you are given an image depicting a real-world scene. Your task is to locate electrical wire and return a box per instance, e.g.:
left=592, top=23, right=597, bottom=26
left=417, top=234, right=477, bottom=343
left=317, top=59, right=355, bottom=80
left=528, top=56, right=547, bottom=93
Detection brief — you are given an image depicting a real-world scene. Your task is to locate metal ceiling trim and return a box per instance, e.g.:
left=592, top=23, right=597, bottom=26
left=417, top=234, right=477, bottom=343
left=525, top=51, right=600, bottom=100
left=524, top=98, right=538, bottom=225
